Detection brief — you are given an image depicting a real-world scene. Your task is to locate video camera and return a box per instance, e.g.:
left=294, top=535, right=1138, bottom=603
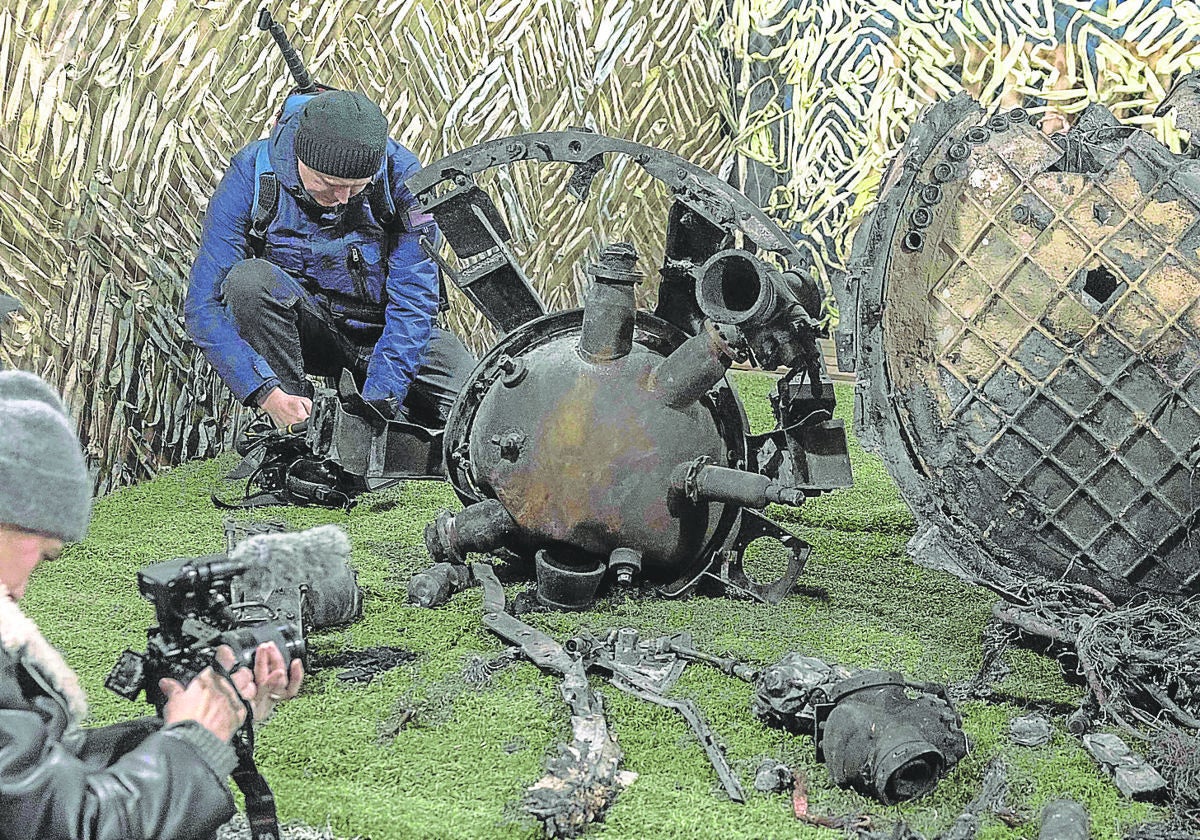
left=105, top=554, right=305, bottom=708
left=105, top=524, right=362, bottom=840
left=106, top=524, right=361, bottom=707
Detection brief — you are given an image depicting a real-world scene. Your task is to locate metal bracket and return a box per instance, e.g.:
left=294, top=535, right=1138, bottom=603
left=711, top=509, right=810, bottom=604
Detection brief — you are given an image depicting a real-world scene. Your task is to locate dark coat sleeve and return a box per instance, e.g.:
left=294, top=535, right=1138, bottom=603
left=0, top=655, right=235, bottom=840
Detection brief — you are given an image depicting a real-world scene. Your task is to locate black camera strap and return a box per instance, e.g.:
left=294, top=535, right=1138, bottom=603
left=232, top=750, right=282, bottom=840
left=219, top=662, right=283, bottom=840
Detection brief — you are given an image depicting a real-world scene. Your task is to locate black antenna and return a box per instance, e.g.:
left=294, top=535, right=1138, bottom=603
left=256, top=8, right=318, bottom=94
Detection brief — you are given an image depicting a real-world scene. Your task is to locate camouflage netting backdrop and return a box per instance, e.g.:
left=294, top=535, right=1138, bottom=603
left=1, top=0, right=1198, bottom=492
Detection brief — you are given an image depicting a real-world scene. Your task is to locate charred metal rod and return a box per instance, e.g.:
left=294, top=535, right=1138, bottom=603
left=657, top=639, right=761, bottom=684
left=607, top=675, right=746, bottom=804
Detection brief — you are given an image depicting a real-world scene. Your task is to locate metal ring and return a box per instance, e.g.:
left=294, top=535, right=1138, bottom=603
left=932, top=162, right=955, bottom=183
left=919, top=184, right=943, bottom=205
left=966, top=126, right=991, bottom=144
left=947, top=141, right=971, bottom=162
left=902, top=230, right=925, bottom=252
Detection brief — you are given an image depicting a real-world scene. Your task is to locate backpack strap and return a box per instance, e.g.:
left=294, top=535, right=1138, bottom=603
left=367, top=163, right=396, bottom=229
left=248, top=141, right=279, bottom=259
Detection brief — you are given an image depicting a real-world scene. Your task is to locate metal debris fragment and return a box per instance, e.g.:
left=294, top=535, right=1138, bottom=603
left=1084, top=733, right=1168, bottom=801
left=1010, top=714, right=1054, bottom=747
left=472, top=564, right=630, bottom=838
left=753, top=654, right=968, bottom=804
left=754, top=759, right=794, bottom=794
left=309, top=647, right=417, bottom=684
left=1038, top=800, right=1089, bottom=840
left=408, top=562, right=475, bottom=608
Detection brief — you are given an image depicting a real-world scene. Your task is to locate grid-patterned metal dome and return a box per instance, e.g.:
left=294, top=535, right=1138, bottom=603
left=839, top=94, right=1200, bottom=601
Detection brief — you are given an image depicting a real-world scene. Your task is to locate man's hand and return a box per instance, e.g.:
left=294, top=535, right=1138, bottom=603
left=259, top=387, right=312, bottom=428
left=247, top=641, right=304, bottom=722
left=160, top=646, right=254, bottom=742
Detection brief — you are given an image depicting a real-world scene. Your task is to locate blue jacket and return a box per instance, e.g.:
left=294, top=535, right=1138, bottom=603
left=184, top=101, right=439, bottom=405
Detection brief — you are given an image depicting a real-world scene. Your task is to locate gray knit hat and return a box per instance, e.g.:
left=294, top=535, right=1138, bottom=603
left=294, top=90, right=388, bottom=179
left=0, top=371, right=91, bottom=542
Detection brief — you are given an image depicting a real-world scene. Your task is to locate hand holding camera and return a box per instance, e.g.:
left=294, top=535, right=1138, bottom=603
left=158, top=643, right=305, bottom=742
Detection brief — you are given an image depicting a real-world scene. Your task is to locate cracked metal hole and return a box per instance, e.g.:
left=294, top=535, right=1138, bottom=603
left=1083, top=265, right=1122, bottom=307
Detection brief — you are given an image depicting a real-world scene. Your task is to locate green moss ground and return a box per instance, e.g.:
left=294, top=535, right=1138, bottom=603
left=23, top=374, right=1164, bottom=839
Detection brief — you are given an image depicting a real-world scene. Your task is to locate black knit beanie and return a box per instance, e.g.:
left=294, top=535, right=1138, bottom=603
left=294, top=90, right=388, bottom=179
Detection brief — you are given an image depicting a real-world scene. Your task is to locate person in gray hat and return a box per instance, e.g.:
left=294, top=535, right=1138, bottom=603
left=185, top=88, right=474, bottom=429
left=0, top=370, right=302, bottom=839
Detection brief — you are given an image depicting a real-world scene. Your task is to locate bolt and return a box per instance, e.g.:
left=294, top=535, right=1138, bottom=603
left=919, top=184, right=943, bottom=205
left=967, top=126, right=990, bottom=144
left=947, top=141, right=970, bottom=161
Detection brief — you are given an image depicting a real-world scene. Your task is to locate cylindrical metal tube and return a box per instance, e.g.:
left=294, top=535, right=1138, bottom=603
left=696, top=250, right=778, bottom=327
left=650, top=321, right=743, bottom=410
left=673, top=460, right=804, bottom=508
left=579, top=242, right=642, bottom=362
left=408, top=562, right=473, bottom=608
left=424, top=499, right=516, bottom=562
left=579, top=280, right=637, bottom=362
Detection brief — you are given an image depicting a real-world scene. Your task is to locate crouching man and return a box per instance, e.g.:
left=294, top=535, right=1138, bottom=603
left=185, top=88, right=474, bottom=429
left=0, top=371, right=302, bottom=840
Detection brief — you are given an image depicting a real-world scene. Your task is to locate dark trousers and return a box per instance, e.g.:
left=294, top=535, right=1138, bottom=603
left=223, top=258, right=475, bottom=428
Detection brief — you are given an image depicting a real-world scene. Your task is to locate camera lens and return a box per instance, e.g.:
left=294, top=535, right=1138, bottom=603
left=219, top=622, right=307, bottom=670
